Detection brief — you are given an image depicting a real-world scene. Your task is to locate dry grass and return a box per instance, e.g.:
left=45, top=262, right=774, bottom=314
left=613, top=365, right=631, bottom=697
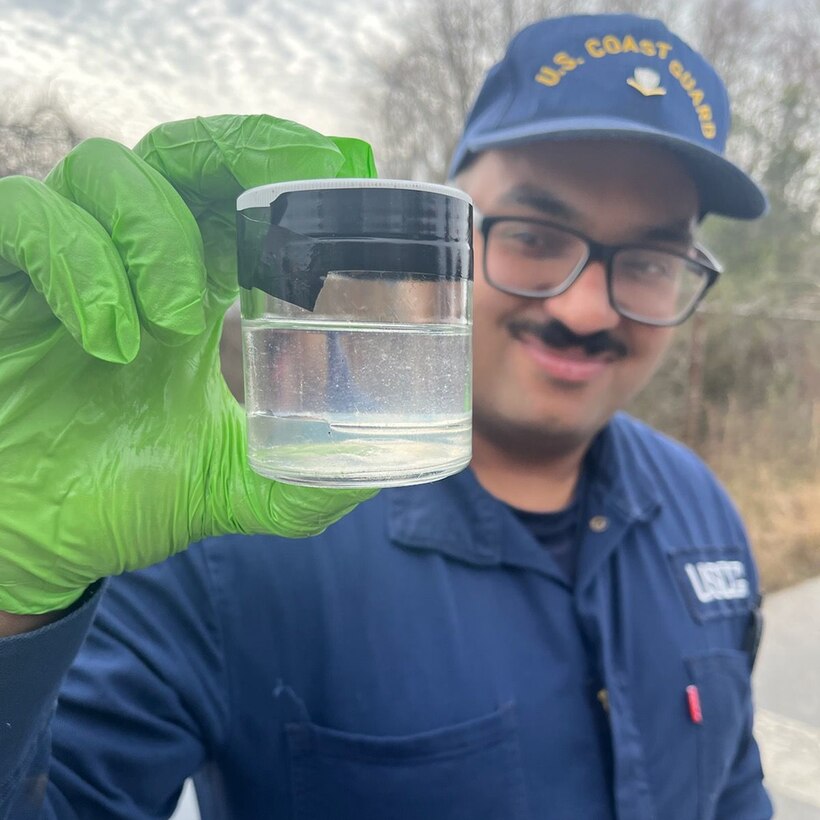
left=720, top=465, right=820, bottom=592
left=700, top=400, right=820, bottom=593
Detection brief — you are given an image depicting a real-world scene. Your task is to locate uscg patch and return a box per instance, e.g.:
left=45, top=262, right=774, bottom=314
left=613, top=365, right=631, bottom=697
left=669, top=548, right=753, bottom=622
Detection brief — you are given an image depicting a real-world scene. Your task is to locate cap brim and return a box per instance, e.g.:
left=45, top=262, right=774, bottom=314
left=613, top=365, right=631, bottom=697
left=454, top=116, right=768, bottom=220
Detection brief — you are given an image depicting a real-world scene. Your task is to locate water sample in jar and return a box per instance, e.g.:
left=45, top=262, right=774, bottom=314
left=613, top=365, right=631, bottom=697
left=236, top=179, right=473, bottom=487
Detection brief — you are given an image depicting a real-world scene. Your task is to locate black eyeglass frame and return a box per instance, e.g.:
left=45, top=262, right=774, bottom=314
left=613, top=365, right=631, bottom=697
left=474, top=211, right=723, bottom=327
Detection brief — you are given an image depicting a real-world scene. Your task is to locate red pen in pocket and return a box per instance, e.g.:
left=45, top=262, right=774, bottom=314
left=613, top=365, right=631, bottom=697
left=686, top=684, right=703, bottom=725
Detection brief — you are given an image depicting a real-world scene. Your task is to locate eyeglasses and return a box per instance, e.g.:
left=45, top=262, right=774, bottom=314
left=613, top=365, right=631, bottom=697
left=475, top=212, right=722, bottom=327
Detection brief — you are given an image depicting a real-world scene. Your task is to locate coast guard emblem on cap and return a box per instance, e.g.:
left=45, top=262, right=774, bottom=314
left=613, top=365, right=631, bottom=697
left=627, top=67, right=667, bottom=97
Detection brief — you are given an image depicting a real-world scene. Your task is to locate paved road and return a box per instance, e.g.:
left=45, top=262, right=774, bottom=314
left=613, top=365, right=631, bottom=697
left=172, top=781, right=198, bottom=820
left=171, top=576, right=820, bottom=820
left=754, top=575, right=820, bottom=818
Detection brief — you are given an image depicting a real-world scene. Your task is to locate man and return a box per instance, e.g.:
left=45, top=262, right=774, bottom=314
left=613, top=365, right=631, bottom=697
left=0, top=13, right=772, bottom=820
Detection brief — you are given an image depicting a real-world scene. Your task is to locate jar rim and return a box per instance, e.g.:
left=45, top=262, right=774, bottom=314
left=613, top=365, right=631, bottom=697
left=237, top=178, right=473, bottom=210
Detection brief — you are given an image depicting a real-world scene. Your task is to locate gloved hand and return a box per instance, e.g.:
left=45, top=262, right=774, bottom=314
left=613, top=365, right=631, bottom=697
left=0, top=115, right=379, bottom=615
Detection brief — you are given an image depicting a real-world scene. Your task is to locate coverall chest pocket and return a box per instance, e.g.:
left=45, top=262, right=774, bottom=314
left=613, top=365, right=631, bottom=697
left=685, top=650, right=752, bottom=820
left=284, top=702, right=529, bottom=820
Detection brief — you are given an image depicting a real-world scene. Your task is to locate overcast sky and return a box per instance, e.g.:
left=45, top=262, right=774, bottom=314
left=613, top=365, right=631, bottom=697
left=0, top=0, right=400, bottom=149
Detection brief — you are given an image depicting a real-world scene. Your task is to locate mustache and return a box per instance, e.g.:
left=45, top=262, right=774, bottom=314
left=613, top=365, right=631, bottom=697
left=507, top=318, right=628, bottom=358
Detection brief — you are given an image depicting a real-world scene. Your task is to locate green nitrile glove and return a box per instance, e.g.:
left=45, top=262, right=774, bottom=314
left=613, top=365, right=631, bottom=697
left=0, top=115, right=379, bottom=615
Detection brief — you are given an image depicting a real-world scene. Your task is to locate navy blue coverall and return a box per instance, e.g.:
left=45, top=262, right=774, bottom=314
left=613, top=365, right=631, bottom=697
left=1, top=414, right=771, bottom=819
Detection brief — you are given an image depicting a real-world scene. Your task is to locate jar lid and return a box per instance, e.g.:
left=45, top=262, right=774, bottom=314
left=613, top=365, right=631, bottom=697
left=236, top=179, right=473, bottom=310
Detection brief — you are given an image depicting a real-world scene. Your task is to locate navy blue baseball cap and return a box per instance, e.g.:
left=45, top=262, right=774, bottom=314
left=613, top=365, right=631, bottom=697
left=449, top=14, right=767, bottom=219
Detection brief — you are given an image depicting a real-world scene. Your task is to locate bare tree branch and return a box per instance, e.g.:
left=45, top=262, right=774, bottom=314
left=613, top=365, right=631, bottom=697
left=361, top=0, right=601, bottom=181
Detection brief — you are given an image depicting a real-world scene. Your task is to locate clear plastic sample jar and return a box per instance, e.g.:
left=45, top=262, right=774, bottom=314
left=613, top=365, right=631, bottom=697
left=236, top=179, right=473, bottom=487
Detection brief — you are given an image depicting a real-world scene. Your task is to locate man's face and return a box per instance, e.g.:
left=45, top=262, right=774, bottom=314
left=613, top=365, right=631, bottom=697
left=461, top=140, right=700, bottom=457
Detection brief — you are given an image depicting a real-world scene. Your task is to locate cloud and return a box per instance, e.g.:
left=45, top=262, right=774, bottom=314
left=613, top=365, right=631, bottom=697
left=0, top=0, right=393, bottom=146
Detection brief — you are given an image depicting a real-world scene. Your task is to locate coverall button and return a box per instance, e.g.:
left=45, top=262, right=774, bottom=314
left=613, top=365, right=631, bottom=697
left=589, top=515, right=609, bottom=533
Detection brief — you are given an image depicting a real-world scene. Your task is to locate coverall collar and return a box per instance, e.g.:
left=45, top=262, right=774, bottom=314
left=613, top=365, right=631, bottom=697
left=388, top=413, right=662, bottom=576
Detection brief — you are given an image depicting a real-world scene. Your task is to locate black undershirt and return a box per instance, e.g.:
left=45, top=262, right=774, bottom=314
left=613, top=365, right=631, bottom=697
left=509, top=471, right=588, bottom=586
